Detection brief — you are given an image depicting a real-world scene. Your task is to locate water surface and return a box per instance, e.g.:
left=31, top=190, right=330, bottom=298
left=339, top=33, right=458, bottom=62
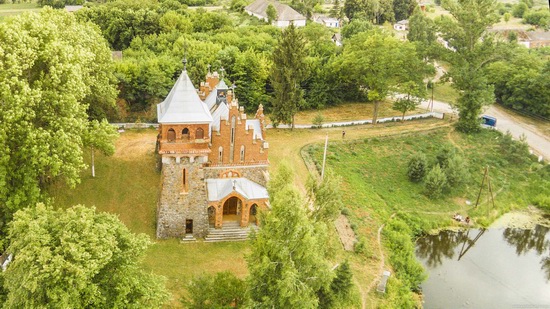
left=416, top=226, right=550, bottom=309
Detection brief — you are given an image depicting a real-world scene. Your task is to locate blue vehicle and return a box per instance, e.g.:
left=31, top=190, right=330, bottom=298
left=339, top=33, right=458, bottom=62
left=481, top=115, right=497, bottom=127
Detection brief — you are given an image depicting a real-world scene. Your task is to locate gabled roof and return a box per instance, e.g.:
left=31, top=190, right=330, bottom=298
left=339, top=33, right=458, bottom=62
left=245, top=0, right=305, bottom=22
left=205, top=79, right=230, bottom=110
left=157, top=70, right=213, bottom=124
left=206, top=178, right=269, bottom=202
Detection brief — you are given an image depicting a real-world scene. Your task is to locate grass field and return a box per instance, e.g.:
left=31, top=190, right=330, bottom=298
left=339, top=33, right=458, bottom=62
left=293, top=101, right=423, bottom=125
left=0, top=2, right=40, bottom=20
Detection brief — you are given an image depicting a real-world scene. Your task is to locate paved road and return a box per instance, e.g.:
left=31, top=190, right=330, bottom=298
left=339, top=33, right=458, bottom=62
left=419, top=99, right=550, bottom=161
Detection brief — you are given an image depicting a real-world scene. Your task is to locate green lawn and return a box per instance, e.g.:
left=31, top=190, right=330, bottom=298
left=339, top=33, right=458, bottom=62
left=0, top=2, right=40, bottom=18
left=306, top=127, right=546, bottom=229
left=432, top=82, right=459, bottom=105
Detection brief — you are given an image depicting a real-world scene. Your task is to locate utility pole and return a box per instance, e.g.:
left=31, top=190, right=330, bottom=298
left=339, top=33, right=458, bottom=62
left=321, top=134, right=328, bottom=179
left=474, top=166, right=495, bottom=210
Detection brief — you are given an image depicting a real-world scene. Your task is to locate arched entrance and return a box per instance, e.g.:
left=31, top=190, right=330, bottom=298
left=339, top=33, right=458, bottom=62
left=223, top=196, right=242, bottom=222
left=249, top=204, right=258, bottom=226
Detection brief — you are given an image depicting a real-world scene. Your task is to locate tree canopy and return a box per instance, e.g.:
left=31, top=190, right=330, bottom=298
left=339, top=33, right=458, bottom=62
left=2, top=204, right=168, bottom=308
left=270, top=24, right=308, bottom=128
left=0, top=9, right=118, bottom=238
left=437, top=0, right=503, bottom=132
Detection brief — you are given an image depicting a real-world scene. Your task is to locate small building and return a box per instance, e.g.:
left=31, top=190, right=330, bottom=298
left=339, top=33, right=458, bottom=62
left=377, top=270, right=391, bottom=293
left=332, top=33, right=342, bottom=46
left=394, top=20, right=409, bottom=31
left=519, top=30, right=550, bottom=49
left=245, top=0, right=306, bottom=28
left=313, top=15, right=340, bottom=28
left=156, top=66, right=270, bottom=240
left=65, top=5, right=83, bottom=13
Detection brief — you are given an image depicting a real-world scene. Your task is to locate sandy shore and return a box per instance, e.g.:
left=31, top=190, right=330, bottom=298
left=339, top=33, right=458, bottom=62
left=490, top=206, right=550, bottom=229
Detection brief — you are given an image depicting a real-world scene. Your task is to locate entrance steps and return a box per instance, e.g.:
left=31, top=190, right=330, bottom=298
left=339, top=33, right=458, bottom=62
left=204, top=221, right=258, bottom=242
left=181, top=234, right=196, bottom=243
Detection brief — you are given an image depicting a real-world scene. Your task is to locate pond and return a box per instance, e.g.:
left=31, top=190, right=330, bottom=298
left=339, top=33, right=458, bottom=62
left=416, top=226, right=550, bottom=309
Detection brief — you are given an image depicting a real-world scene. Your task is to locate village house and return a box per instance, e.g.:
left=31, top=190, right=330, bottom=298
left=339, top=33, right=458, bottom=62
left=156, top=64, right=270, bottom=241
left=245, top=0, right=306, bottom=28
left=313, top=14, right=340, bottom=28
left=394, top=19, right=409, bottom=31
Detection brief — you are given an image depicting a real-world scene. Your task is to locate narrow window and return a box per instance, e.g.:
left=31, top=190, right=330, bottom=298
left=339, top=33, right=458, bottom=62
left=196, top=127, right=204, bottom=139
left=230, top=116, right=236, bottom=162
left=182, top=168, right=187, bottom=192
left=167, top=128, right=176, bottom=142
left=218, top=146, right=223, bottom=164
left=240, top=145, right=245, bottom=162
left=182, top=128, right=189, bottom=140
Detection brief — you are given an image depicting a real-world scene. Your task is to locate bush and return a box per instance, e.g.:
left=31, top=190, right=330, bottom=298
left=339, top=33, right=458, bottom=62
left=444, top=154, right=468, bottom=187
left=500, top=131, right=530, bottom=164
left=182, top=271, right=247, bottom=308
left=354, top=238, right=366, bottom=254
left=424, top=164, right=447, bottom=198
left=407, top=153, right=428, bottom=182
left=512, top=2, right=528, bottom=18
left=341, top=208, right=351, bottom=216
left=436, top=144, right=456, bottom=169
left=312, top=112, right=325, bottom=128
left=523, top=9, right=550, bottom=29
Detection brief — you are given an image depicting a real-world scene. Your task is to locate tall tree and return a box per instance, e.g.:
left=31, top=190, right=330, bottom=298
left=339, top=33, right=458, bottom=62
left=270, top=25, right=308, bottom=128
left=337, top=30, right=427, bottom=124
left=247, top=163, right=332, bottom=308
left=407, top=7, right=438, bottom=60
left=0, top=9, right=118, bottom=239
left=266, top=4, right=278, bottom=24
left=437, top=0, right=503, bottom=133
left=2, top=204, right=168, bottom=308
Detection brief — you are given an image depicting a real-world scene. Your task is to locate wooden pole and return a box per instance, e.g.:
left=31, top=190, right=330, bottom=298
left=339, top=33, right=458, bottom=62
left=487, top=167, right=495, bottom=210
left=321, top=134, right=328, bottom=179
left=91, top=146, right=95, bottom=178
left=475, top=166, right=488, bottom=208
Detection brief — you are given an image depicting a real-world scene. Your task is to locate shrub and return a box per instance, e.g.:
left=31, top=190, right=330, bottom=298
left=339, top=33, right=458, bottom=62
left=313, top=112, right=325, bottom=128
left=444, top=154, right=468, bottom=187
left=512, top=2, right=528, bottom=18
left=523, top=9, right=550, bottom=29
left=341, top=208, right=351, bottom=216
left=500, top=131, right=530, bottom=164
left=407, top=153, right=428, bottom=182
left=424, top=165, right=447, bottom=198
left=182, top=271, right=247, bottom=308
left=436, top=144, right=456, bottom=169
left=354, top=238, right=366, bottom=254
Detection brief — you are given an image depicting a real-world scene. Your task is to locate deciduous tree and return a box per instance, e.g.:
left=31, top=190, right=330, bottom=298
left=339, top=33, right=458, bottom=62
left=2, top=204, right=168, bottom=308
left=438, top=0, right=503, bottom=133
left=0, top=9, right=118, bottom=238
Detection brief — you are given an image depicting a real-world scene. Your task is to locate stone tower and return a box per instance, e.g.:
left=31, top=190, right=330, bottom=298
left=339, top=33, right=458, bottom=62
left=156, top=68, right=213, bottom=238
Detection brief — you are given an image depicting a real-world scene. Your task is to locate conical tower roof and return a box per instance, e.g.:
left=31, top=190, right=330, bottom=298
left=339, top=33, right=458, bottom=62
left=157, top=70, right=213, bottom=124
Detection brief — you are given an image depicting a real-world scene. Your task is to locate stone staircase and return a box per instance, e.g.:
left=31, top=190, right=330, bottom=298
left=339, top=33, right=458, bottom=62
left=204, top=221, right=258, bottom=242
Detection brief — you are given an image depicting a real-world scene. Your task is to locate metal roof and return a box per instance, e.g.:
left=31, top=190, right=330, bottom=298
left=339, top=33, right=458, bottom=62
left=245, top=0, right=305, bottom=22
left=157, top=70, right=213, bottom=124
left=206, top=178, right=268, bottom=202
left=246, top=119, right=263, bottom=140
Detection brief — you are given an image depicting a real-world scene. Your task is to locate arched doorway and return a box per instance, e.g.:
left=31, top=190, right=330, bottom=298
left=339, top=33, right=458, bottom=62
left=249, top=204, right=258, bottom=226
left=223, top=196, right=241, bottom=222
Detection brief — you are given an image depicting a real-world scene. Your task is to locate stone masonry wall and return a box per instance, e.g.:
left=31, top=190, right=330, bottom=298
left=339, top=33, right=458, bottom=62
left=157, top=156, right=209, bottom=239
left=204, top=165, right=269, bottom=187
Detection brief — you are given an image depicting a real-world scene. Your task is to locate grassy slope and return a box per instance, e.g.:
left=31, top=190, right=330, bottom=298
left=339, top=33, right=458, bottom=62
left=0, top=2, right=40, bottom=19
left=305, top=126, right=546, bottom=307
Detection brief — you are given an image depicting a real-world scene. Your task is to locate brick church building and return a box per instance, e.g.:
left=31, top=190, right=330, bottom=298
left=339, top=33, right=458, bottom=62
left=156, top=66, right=270, bottom=240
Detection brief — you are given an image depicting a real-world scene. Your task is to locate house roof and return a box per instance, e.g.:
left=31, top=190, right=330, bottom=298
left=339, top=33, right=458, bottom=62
left=157, top=70, right=213, bottom=124
left=396, top=20, right=409, bottom=25
left=65, top=5, right=83, bottom=12
left=246, top=119, right=263, bottom=140
left=206, top=178, right=269, bottom=202
left=245, top=0, right=305, bottom=22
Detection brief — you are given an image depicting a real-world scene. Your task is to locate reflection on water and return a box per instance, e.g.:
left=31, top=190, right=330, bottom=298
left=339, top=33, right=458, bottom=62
left=416, top=226, right=550, bottom=309
left=503, top=225, right=550, bottom=282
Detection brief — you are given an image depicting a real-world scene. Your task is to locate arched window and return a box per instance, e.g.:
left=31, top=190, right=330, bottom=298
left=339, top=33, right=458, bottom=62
left=182, top=128, right=189, bottom=140
left=167, top=128, right=176, bottom=142
left=240, top=145, right=245, bottom=162
left=218, top=146, right=223, bottom=163
left=196, top=127, right=204, bottom=139
left=230, top=116, right=236, bottom=162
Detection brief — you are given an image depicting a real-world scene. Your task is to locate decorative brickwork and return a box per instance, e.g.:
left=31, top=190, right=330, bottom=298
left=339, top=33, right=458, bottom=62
left=156, top=69, right=269, bottom=240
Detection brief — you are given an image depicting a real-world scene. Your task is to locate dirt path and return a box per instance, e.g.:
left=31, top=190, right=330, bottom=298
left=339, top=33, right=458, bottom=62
left=267, top=119, right=451, bottom=308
